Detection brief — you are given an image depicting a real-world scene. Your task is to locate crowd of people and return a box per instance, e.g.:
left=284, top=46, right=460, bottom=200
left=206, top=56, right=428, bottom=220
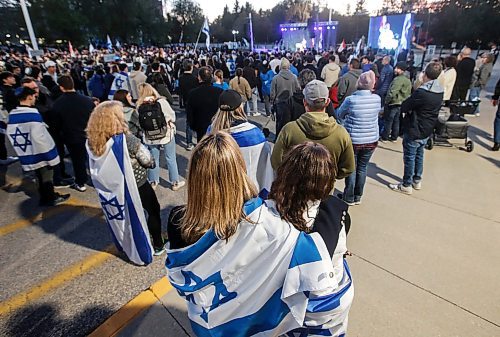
left=0, top=41, right=498, bottom=335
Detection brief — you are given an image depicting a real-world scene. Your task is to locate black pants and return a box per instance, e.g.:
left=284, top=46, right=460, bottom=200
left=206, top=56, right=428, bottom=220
left=66, top=142, right=88, bottom=185
left=138, top=182, right=164, bottom=249
left=35, top=166, right=56, bottom=204
left=0, top=133, right=7, bottom=160
left=455, top=84, right=469, bottom=101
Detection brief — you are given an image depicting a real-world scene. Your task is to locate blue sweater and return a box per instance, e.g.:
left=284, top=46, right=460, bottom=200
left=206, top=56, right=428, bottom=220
left=336, top=90, right=380, bottom=145
left=260, top=70, right=275, bottom=96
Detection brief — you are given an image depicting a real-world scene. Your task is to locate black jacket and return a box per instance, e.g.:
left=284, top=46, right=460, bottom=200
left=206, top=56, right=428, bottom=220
left=186, top=83, right=223, bottom=135
left=402, top=80, right=444, bottom=140
left=455, top=57, right=476, bottom=87
left=0, top=84, right=17, bottom=112
left=52, top=92, right=94, bottom=144
left=178, top=72, right=198, bottom=105
left=243, top=66, right=257, bottom=88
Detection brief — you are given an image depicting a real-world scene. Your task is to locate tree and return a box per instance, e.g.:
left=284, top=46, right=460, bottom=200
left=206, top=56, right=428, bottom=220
left=355, top=0, right=367, bottom=15
left=171, top=0, right=204, bottom=43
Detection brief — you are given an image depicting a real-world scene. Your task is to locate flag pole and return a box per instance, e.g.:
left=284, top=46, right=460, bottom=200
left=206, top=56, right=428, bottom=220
left=194, top=19, right=204, bottom=50
left=249, top=12, right=254, bottom=52
left=20, top=0, right=39, bottom=50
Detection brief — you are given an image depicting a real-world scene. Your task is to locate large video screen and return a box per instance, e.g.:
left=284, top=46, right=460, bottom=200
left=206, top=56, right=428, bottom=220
left=367, top=14, right=414, bottom=51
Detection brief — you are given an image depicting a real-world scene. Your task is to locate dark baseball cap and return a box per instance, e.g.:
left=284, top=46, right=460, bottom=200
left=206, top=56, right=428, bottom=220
left=395, top=61, right=408, bottom=71
left=219, top=89, right=243, bottom=111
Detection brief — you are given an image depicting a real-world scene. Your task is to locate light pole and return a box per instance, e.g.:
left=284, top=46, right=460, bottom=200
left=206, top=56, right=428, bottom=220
left=20, top=0, right=39, bottom=50
left=231, top=30, right=239, bottom=43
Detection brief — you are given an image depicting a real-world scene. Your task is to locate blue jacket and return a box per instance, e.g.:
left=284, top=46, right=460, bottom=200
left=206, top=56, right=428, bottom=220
left=290, top=65, right=299, bottom=77
left=376, top=64, right=394, bottom=96
left=88, top=74, right=106, bottom=99
left=336, top=90, right=380, bottom=145
left=260, top=70, right=275, bottom=96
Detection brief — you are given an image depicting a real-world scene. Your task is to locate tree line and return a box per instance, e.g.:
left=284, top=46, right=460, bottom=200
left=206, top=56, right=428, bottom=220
left=0, top=0, right=497, bottom=48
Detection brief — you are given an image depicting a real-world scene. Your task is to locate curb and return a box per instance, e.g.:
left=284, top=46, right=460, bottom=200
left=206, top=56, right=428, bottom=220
left=89, top=277, right=173, bottom=337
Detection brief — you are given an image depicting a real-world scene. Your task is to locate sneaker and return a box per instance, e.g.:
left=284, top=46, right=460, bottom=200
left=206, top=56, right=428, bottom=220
left=153, top=246, right=166, bottom=256
left=379, top=138, right=388, bottom=143
left=71, top=183, right=87, bottom=192
left=252, top=111, right=262, bottom=117
left=475, top=113, right=480, bottom=117
left=390, top=138, right=398, bottom=143
left=492, top=143, right=500, bottom=151
left=0, top=156, right=19, bottom=165
left=354, top=200, right=362, bottom=205
left=412, top=181, right=422, bottom=190
left=40, top=193, right=70, bottom=207
left=54, top=177, right=74, bottom=189
left=186, top=143, right=194, bottom=151
left=171, top=180, right=185, bottom=191
left=389, top=183, right=413, bottom=195
left=336, top=193, right=356, bottom=206
left=150, top=181, right=159, bottom=190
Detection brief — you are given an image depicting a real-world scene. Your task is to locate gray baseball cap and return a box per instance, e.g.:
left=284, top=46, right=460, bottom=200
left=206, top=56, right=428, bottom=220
left=303, top=80, right=329, bottom=103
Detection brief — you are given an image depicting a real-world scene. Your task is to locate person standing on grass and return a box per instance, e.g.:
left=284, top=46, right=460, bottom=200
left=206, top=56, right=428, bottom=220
left=389, top=62, right=443, bottom=195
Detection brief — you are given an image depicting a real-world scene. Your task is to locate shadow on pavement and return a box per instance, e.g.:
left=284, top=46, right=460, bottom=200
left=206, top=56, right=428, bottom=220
left=477, top=154, right=500, bottom=168
left=4, top=303, right=114, bottom=337
left=468, top=125, right=493, bottom=151
left=367, top=162, right=402, bottom=186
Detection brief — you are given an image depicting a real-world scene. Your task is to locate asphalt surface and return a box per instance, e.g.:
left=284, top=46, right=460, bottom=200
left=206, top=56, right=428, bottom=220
left=1, top=65, right=500, bottom=337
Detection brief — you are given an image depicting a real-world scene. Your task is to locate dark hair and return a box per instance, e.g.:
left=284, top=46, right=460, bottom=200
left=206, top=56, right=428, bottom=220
left=360, top=56, right=369, bottom=62
left=31, top=66, right=42, bottom=79
left=118, top=63, right=127, bottom=72
left=243, top=58, right=250, bottom=67
left=57, top=75, right=74, bottom=90
left=298, top=69, right=316, bottom=89
left=133, top=62, right=142, bottom=71
left=269, top=142, right=336, bottom=232
left=113, top=89, right=133, bottom=108
left=182, top=59, right=193, bottom=71
left=328, top=55, right=336, bottom=62
left=424, top=61, right=443, bottom=80
left=15, top=86, right=37, bottom=101
left=349, top=58, right=361, bottom=69
left=21, top=76, right=36, bottom=85
left=151, top=62, right=160, bottom=71
left=444, top=55, right=457, bottom=69
left=235, top=68, right=243, bottom=84
left=198, top=66, right=212, bottom=83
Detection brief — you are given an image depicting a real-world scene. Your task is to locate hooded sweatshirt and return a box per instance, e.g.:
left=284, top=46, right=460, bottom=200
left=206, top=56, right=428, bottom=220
left=401, top=79, right=444, bottom=140
left=271, top=111, right=355, bottom=180
left=270, top=69, right=300, bottom=103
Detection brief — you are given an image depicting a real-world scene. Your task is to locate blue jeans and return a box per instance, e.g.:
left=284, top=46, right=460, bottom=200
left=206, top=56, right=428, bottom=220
left=147, top=140, right=180, bottom=184
left=383, top=106, right=401, bottom=140
left=468, top=87, right=481, bottom=113
left=402, top=134, right=428, bottom=187
left=343, top=147, right=375, bottom=203
left=494, top=106, right=500, bottom=144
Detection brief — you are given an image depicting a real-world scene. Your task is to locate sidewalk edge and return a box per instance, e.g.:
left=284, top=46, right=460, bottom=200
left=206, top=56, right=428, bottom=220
left=88, top=277, right=173, bottom=337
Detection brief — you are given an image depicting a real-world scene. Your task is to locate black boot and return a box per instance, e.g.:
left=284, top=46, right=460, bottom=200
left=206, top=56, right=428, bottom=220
left=492, top=143, right=500, bottom=151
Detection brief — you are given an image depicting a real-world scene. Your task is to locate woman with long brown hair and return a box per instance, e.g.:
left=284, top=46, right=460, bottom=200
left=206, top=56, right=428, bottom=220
left=166, top=132, right=352, bottom=336
left=86, top=101, right=166, bottom=261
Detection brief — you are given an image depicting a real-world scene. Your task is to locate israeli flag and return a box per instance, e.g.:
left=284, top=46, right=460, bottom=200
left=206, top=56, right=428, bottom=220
left=7, top=107, right=59, bottom=171
left=115, top=39, right=121, bottom=49
left=87, top=134, right=153, bottom=265
left=209, top=122, right=274, bottom=198
left=166, top=198, right=354, bottom=336
left=106, top=34, right=112, bottom=50
left=108, top=71, right=132, bottom=100
left=202, top=18, right=210, bottom=49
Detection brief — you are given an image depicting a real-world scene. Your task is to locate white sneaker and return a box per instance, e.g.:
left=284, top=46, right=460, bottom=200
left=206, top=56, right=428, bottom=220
left=412, top=181, right=422, bottom=190
left=150, top=181, right=159, bottom=190
left=171, top=180, right=185, bottom=191
left=0, top=156, right=19, bottom=165
left=389, top=183, right=412, bottom=195
left=252, top=111, right=262, bottom=117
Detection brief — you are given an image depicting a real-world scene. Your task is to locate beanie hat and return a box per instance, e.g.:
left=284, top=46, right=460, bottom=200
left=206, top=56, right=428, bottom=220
left=357, top=70, right=376, bottom=90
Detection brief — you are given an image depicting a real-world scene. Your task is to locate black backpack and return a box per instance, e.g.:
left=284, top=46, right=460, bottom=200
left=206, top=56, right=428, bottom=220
left=138, top=100, right=168, bottom=141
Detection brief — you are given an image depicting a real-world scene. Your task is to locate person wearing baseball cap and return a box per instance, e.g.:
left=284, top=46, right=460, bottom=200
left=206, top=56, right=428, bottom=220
left=271, top=79, right=355, bottom=185
left=41, top=60, right=60, bottom=96
left=382, top=61, right=412, bottom=142
left=210, top=89, right=274, bottom=197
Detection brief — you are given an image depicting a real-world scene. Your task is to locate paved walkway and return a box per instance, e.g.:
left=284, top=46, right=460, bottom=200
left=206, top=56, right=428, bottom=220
left=116, top=65, right=500, bottom=337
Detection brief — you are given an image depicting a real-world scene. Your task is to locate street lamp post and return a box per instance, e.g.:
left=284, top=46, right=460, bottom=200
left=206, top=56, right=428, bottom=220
left=231, top=30, right=239, bottom=43
left=20, top=0, right=39, bottom=50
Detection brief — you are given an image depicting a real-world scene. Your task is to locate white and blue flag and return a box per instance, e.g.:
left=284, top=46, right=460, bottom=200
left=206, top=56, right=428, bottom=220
left=108, top=71, right=132, bottom=100
left=166, top=198, right=354, bottom=336
left=115, top=39, right=121, bottom=49
left=7, top=107, right=60, bottom=171
left=106, top=34, right=113, bottom=50
left=209, top=122, right=274, bottom=198
left=202, top=18, right=210, bottom=49
left=87, top=134, right=153, bottom=265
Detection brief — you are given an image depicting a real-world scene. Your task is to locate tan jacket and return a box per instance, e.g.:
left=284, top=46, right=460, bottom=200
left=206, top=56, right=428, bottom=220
left=321, top=62, right=341, bottom=88
left=229, top=76, right=252, bottom=102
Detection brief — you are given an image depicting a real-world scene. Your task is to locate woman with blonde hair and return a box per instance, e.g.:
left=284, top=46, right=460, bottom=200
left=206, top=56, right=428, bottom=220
left=166, top=131, right=354, bottom=336
left=136, top=82, right=184, bottom=191
left=86, top=101, right=166, bottom=262
left=209, top=89, right=274, bottom=197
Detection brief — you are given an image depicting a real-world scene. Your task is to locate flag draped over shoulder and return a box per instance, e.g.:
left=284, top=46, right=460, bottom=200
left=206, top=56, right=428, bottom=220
left=87, top=134, right=153, bottom=265
left=108, top=71, right=132, bottom=100
left=226, top=122, right=274, bottom=198
left=202, top=18, right=210, bottom=49
left=7, top=107, right=59, bottom=171
left=166, top=198, right=354, bottom=336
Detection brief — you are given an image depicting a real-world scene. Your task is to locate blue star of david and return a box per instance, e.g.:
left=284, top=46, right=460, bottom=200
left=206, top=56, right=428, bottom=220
left=99, top=194, right=125, bottom=221
left=10, top=127, right=32, bottom=152
left=115, top=77, right=125, bottom=89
